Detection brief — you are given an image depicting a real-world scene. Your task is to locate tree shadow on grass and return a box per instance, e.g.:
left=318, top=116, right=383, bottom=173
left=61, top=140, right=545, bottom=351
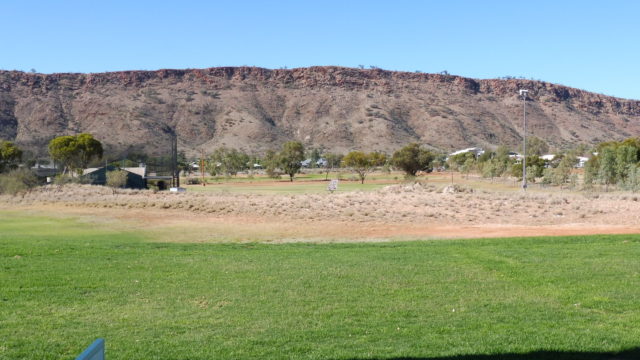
left=341, top=347, right=640, bottom=360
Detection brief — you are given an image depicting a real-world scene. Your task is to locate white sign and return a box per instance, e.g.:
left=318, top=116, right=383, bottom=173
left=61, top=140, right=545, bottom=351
left=327, top=179, right=339, bottom=193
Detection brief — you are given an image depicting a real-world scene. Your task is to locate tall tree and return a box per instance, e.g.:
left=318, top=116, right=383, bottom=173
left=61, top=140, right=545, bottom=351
left=392, top=143, right=435, bottom=176
left=262, top=149, right=281, bottom=179
left=208, top=147, right=250, bottom=177
left=598, top=147, right=617, bottom=191
left=525, top=136, right=550, bottom=157
left=322, top=153, right=343, bottom=180
left=48, top=134, right=103, bottom=175
left=342, top=151, right=386, bottom=184
left=0, top=141, right=23, bottom=173
left=279, top=141, right=305, bottom=181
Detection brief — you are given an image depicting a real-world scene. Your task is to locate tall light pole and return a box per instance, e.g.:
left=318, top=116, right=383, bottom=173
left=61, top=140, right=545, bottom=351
left=519, top=89, right=528, bottom=191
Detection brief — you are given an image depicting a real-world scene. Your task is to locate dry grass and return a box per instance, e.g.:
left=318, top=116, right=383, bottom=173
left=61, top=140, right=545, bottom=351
left=3, top=182, right=640, bottom=242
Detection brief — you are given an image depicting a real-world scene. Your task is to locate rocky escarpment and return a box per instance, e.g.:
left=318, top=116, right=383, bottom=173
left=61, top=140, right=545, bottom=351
left=1, top=66, right=638, bottom=157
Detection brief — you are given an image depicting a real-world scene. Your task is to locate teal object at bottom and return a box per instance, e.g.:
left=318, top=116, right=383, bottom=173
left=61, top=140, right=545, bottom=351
left=75, top=338, right=105, bottom=360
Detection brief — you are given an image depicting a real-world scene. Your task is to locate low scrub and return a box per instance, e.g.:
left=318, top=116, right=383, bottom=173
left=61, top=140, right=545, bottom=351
left=0, top=168, right=39, bottom=195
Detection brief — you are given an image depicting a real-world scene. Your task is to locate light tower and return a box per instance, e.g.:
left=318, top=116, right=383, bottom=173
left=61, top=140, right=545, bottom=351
left=519, top=89, right=529, bottom=191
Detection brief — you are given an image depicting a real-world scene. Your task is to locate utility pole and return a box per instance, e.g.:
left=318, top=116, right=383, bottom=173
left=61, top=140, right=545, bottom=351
left=200, top=150, right=206, bottom=186
left=520, top=89, right=529, bottom=191
left=171, top=132, right=179, bottom=188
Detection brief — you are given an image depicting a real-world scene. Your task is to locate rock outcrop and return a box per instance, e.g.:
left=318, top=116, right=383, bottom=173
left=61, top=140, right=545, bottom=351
left=1, top=66, right=638, bottom=156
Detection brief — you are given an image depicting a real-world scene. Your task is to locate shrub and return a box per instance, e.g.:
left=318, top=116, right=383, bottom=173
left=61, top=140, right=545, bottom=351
left=186, top=177, right=201, bottom=185
left=0, top=168, right=39, bottom=195
left=106, top=170, right=128, bottom=189
left=53, top=174, right=91, bottom=185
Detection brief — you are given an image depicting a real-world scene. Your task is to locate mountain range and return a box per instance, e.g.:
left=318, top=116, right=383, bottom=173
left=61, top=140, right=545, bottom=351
left=1, top=66, right=639, bottom=157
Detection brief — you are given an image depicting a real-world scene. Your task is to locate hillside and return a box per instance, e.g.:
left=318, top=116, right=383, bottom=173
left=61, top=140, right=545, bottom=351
left=1, top=66, right=639, bottom=157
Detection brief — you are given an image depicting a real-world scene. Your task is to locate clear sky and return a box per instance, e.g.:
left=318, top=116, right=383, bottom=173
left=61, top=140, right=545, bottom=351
left=2, top=0, right=639, bottom=99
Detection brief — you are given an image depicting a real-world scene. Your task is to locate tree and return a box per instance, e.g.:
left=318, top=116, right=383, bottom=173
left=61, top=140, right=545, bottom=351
left=623, top=164, right=640, bottom=192
left=460, top=158, right=475, bottom=179
left=279, top=141, right=305, bottom=181
left=262, top=149, right=281, bottom=179
left=476, top=146, right=515, bottom=180
left=583, top=156, right=599, bottom=189
left=322, top=153, right=343, bottom=180
left=511, top=156, right=545, bottom=180
left=615, top=145, right=637, bottom=182
left=597, top=146, right=617, bottom=191
left=308, top=148, right=322, bottom=168
left=208, top=147, right=250, bottom=177
left=342, top=151, right=386, bottom=184
left=392, top=143, right=435, bottom=177
left=75, top=133, right=104, bottom=169
left=0, top=141, right=23, bottom=173
left=106, top=170, right=128, bottom=193
left=48, top=134, right=103, bottom=175
left=525, top=136, right=549, bottom=157
left=447, top=152, right=475, bottom=172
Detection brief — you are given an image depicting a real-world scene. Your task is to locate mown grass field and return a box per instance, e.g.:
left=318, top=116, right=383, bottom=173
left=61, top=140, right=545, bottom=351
left=1, top=211, right=640, bottom=359
left=182, top=172, right=399, bottom=194
left=180, top=170, right=557, bottom=195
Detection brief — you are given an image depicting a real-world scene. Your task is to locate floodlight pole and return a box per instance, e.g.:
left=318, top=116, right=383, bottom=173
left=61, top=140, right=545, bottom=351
left=520, top=89, right=528, bottom=191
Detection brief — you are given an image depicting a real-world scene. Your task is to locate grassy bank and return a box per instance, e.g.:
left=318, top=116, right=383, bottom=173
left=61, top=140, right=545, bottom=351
left=1, top=211, right=639, bottom=359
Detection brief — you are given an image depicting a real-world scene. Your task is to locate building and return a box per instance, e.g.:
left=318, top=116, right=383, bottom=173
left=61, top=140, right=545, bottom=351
left=449, top=147, right=484, bottom=157
left=82, top=166, right=147, bottom=189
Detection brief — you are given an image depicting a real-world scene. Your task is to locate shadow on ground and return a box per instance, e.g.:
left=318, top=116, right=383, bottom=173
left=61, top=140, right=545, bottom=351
left=341, top=347, right=640, bottom=360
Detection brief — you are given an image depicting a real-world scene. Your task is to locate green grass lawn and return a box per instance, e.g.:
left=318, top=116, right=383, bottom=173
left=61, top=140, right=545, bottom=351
left=1, top=211, right=640, bottom=359
left=182, top=172, right=400, bottom=194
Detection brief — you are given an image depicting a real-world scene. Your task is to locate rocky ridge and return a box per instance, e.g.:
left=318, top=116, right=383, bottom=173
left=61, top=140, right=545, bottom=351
left=1, top=66, right=638, bottom=156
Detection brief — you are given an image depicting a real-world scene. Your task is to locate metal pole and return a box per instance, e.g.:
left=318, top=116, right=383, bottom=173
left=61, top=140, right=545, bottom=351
left=521, top=90, right=528, bottom=191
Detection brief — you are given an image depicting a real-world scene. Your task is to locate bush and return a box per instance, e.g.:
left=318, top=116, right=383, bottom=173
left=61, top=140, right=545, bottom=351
left=53, top=174, right=90, bottom=185
left=392, top=143, right=434, bottom=176
left=186, top=177, right=201, bottom=185
left=0, top=168, right=39, bottom=195
left=106, top=170, right=128, bottom=189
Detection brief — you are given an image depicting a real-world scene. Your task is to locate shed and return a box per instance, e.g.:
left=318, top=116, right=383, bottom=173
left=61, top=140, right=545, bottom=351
left=83, top=166, right=147, bottom=189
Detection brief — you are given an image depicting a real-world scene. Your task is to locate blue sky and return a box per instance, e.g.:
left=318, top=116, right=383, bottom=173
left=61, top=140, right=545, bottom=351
left=2, top=0, right=639, bottom=99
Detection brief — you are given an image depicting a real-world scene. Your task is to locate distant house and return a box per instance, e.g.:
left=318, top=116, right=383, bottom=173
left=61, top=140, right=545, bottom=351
left=577, top=156, right=589, bottom=168
left=82, top=165, right=147, bottom=189
left=508, top=152, right=523, bottom=161
left=31, top=164, right=59, bottom=180
left=449, top=147, right=484, bottom=157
